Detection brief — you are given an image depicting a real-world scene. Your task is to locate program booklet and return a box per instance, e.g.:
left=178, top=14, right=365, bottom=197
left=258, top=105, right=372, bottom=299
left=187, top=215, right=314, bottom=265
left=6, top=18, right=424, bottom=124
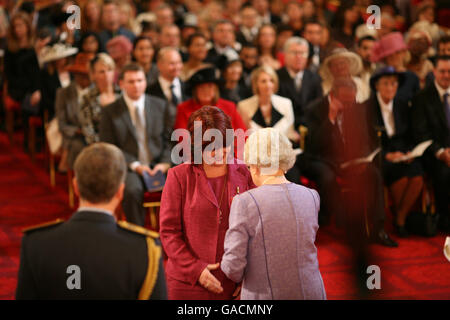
left=340, top=147, right=381, bottom=169
left=391, top=140, right=433, bottom=163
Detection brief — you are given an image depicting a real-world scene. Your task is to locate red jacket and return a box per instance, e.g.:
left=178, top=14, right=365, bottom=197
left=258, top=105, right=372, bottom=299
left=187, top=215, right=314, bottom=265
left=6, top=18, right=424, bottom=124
left=159, top=162, right=255, bottom=295
left=174, top=98, right=247, bottom=132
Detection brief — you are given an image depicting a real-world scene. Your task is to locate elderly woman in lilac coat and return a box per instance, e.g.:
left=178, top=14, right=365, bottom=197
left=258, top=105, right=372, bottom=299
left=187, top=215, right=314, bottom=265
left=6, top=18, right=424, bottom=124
left=221, top=128, right=326, bottom=300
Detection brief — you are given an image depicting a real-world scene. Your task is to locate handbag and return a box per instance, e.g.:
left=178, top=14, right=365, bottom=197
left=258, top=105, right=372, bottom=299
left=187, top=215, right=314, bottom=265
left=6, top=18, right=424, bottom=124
left=405, top=209, right=439, bottom=237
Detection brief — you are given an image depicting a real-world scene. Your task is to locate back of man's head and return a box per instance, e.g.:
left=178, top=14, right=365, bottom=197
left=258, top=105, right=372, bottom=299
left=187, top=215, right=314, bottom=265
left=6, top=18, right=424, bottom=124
left=74, top=143, right=126, bottom=204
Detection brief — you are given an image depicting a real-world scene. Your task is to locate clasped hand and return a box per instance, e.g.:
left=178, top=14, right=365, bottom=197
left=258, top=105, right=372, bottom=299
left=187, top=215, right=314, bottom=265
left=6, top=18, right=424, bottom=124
left=198, top=263, right=223, bottom=294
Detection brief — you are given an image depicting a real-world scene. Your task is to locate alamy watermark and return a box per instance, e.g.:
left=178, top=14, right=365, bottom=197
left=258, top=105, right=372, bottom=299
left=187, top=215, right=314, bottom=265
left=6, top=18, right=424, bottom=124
left=66, top=5, right=81, bottom=30
left=366, top=265, right=381, bottom=290
left=366, top=5, right=381, bottom=30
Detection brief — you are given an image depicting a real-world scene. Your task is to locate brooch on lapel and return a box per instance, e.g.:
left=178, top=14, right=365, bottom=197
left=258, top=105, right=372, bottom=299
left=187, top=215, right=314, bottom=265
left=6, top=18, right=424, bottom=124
left=229, top=186, right=240, bottom=206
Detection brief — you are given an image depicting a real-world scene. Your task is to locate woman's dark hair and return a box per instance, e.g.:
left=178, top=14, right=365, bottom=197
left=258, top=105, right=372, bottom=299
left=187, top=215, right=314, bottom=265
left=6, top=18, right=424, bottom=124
left=131, top=36, right=154, bottom=62
left=331, top=0, right=362, bottom=33
left=186, top=32, right=207, bottom=49
left=255, top=23, right=278, bottom=58
left=77, top=32, right=101, bottom=54
left=133, top=35, right=154, bottom=50
left=187, top=106, right=233, bottom=161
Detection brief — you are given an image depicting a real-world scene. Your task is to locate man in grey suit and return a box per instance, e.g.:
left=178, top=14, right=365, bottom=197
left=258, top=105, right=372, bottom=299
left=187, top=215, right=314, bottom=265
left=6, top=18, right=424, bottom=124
left=100, top=63, right=173, bottom=226
left=56, top=53, right=93, bottom=169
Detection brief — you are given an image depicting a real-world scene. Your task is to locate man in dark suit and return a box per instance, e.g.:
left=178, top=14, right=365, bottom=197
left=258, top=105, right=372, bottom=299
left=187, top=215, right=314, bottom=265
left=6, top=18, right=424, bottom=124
left=276, top=37, right=323, bottom=129
left=16, top=143, right=167, bottom=299
left=304, top=78, right=398, bottom=247
left=147, top=47, right=187, bottom=123
left=205, top=20, right=240, bottom=66
left=100, top=63, right=173, bottom=226
left=251, top=0, right=281, bottom=25
left=411, top=55, right=450, bottom=231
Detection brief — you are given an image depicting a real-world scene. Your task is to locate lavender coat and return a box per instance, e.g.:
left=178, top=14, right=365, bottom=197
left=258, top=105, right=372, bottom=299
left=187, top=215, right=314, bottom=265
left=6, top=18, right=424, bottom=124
left=221, top=183, right=326, bottom=300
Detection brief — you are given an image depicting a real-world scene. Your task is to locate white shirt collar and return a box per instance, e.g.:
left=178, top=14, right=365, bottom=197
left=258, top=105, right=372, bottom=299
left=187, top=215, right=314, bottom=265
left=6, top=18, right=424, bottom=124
left=123, top=92, right=145, bottom=111
left=376, top=92, right=394, bottom=112
left=434, top=80, right=450, bottom=102
left=159, top=76, right=181, bottom=101
left=287, top=68, right=304, bottom=81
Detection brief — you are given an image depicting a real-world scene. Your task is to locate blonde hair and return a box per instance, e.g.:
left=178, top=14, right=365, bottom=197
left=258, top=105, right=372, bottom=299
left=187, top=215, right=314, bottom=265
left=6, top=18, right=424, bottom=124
left=250, top=65, right=279, bottom=95
left=90, top=53, right=116, bottom=73
left=244, top=128, right=296, bottom=175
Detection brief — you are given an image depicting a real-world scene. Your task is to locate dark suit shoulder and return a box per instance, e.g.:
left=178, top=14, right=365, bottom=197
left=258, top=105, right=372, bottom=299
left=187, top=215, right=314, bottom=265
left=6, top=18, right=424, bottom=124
left=146, top=94, right=167, bottom=107
left=22, top=219, right=65, bottom=234
left=117, top=220, right=159, bottom=239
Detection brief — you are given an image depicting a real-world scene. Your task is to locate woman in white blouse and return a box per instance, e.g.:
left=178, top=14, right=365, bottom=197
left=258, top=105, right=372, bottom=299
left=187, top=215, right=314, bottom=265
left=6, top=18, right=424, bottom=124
left=369, top=66, right=424, bottom=237
left=238, top=65, right=300, bottom=142
left=238, top=65, right=301, bottom=181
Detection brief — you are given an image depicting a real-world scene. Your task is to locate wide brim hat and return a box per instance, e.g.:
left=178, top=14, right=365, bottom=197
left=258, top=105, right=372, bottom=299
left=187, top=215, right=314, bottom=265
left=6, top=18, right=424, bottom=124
left=319, top=47, right=363, bottom=80
left=371, top=32, right=408, bottom=63
left=66, top=52, right=95, bottom=74
left=370, top=66, right=406, bottom=91
left=40, top=43, right=78, bottom=64
left=187, top=67, right=221, bottom=94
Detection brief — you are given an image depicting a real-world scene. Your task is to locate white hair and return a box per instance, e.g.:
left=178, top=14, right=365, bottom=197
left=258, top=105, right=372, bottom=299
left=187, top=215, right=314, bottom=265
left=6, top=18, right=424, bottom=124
left=283, top=36, right=309, bottom=54
left=244, top=128, right=296, bottom=175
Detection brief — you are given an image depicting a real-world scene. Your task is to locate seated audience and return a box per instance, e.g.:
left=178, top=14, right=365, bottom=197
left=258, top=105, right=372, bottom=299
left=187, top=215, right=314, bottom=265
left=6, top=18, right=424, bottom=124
left=221, top=128, right=326, bottom=300
left=174, top=67, right=246, bottom=132
left=371, top=32, right=420, bottom=104
left=219, top=58, right=252, bottom=104
left=236, top=4, right=261, bottom=46
left=16, top=142, right=167, bottom=299
left=304, top=78, right=398, bottom=247
left=356, top=35, right=377, bottom=88
left=132, top=36, right=159, bottom=87
left=320, top=47, right=370, bottom=104
left=98, top=0, right=135, bottom=51
left=56, top=52, right=94, bottom=169
left=77, top=31, right=101, bottom=55
left=238, top=65, right=301, bottom=182
left=106, top=35, right=133, bottom=81
left=39, top=43, right=77, bottom=121
left=205, top=20, right=239, bottom=66
left=411, top=55, right=450, bottom=233
left=276, top=37, right=323, bottom=128
left=80, top=53, right=120, bottom=145
left=369, top=67, right=424, bottom=237
left=180, top=33, right=211, bottom=81
left=406, top=29, right=434, bottom=89
left=302, top=18, right=325, bottom=73
left=256, top=24, right=281, bottom=70
left=4, top=11, right=41, bottom=151
left=239, top=43, right=259, bottom=90
left=99, top=63, right=173, bottom=227
left=147, top=47, right=187, bottom=124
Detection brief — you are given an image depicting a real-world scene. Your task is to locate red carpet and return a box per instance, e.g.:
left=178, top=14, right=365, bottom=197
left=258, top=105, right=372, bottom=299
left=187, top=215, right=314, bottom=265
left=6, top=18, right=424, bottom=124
left=0, top=132, right=449, bottom=300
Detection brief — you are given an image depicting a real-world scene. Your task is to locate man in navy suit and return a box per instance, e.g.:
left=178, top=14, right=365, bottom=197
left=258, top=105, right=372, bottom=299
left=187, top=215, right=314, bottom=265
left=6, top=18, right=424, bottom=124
left=16, top=143, right=167, bottom=299
left=276, top=37, right=323, bottom=129
left=411, top=55, right=450, bottom=231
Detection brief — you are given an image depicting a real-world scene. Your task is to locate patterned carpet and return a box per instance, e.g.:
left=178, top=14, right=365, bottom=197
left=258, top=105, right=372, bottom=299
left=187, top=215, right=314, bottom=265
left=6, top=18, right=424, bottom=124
left=0, top=132, right=449, bottom=300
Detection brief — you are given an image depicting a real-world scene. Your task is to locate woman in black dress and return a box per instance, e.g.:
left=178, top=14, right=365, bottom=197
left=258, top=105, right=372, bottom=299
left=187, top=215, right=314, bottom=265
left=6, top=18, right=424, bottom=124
left=369, top=67, right=424, bottom=237
left=4, top=12, right=41, bottom=150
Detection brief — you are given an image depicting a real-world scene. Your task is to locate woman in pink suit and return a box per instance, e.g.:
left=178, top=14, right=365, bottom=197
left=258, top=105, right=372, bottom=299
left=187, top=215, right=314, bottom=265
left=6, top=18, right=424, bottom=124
left=160, top=106, right=255, bottom=300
